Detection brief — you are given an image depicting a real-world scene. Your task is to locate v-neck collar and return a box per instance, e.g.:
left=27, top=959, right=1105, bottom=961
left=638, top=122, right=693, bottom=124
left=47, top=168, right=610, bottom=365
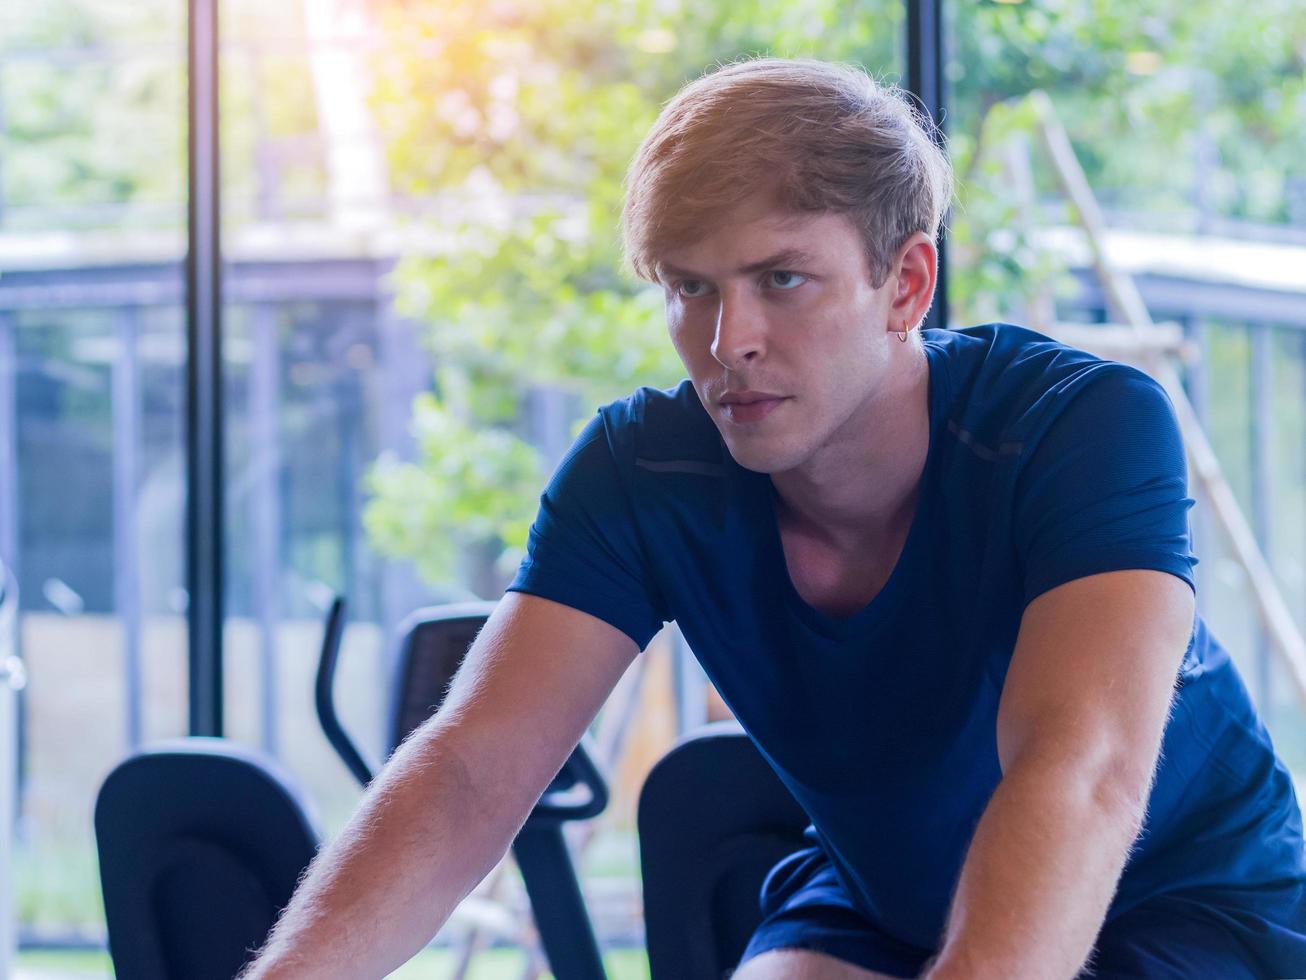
left=739, top=339, right=951, bottom=639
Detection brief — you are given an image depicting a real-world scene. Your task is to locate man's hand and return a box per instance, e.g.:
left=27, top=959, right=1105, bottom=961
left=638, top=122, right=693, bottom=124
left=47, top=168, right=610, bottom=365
left=922, top=568, right=1195, bottom=980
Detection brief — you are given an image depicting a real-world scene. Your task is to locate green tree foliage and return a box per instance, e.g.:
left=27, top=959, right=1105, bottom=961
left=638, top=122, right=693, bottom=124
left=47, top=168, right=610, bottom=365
left=362, top=0, right=902, bottom=589
left=7, top=0, right=1303, bottom=593
left=946, top=0, right=1306, bottom=322
left=0, top=0, right=185, bottom=230
left=363, top=0, right=1306, bottom=593
left=950, top=0, right=1306, bottom=223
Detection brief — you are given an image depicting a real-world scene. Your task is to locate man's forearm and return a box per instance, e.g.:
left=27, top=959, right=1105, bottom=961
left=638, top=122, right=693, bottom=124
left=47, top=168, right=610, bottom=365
left=240, top=723, right=534, bottom=980
left=922, top=760, right=1147, bottom=980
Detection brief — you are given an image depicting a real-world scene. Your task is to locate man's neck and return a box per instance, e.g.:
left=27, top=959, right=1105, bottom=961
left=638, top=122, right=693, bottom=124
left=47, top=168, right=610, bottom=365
left=770, top=348, right=931, bottom=553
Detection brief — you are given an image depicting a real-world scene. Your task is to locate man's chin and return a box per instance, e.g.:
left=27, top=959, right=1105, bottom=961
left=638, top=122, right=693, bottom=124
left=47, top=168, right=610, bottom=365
left=720, top=439, right=800, bottom=475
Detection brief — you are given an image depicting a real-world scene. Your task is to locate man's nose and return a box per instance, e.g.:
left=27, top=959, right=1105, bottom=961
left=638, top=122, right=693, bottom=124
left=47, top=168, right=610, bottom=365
left=710, top=291, right=765, bottom=369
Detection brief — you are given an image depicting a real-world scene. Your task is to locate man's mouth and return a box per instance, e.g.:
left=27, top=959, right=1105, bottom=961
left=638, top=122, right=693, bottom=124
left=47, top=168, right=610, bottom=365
left=722, top=396, right=788, bottom=424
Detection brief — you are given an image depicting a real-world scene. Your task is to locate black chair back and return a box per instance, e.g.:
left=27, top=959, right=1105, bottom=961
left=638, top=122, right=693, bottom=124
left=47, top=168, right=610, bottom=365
left=639, top=721, right=811, bottom=980
left=385, top=601, right=609, bottom=980
left=94, top=738, right=320, bottom=980
left=387, top=601, right=499, bottom=752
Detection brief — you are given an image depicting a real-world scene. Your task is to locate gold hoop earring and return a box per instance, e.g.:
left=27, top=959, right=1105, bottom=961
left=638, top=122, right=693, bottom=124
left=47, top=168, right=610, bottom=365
left=897, top=325, right=910, bottom=343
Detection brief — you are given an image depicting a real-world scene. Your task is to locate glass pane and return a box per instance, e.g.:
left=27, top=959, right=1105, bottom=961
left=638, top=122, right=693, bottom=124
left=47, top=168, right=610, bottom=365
left=944, top=0, right=1306, bottom=792
left=0, top=0, right=187, bottom=970
left=218, top=0, right=903, bottom=973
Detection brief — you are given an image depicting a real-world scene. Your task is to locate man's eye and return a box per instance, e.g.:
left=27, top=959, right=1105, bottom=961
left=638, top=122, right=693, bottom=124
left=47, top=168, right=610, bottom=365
left=678, top=279, right=708, bottom=298
left=769, top=270, right=807, bottom=290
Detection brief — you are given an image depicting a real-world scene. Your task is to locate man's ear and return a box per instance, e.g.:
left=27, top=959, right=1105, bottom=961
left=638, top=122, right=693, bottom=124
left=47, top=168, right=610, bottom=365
left=886, top=231, right=937, bottom=331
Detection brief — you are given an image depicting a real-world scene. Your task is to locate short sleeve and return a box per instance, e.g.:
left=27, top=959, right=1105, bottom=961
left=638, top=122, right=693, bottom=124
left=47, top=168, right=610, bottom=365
left=506, top=412, right=670, bottom=651
left=1012, top=366, right=1198, bottom=609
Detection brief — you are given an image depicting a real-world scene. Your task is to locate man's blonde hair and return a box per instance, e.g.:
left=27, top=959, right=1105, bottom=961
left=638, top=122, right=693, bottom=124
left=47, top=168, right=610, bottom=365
left=620, top=56, right=954, bottom=290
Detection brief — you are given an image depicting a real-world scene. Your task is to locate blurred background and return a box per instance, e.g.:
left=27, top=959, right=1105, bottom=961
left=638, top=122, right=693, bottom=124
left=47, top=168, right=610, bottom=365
left=0, top=0, right=1304, bottom=975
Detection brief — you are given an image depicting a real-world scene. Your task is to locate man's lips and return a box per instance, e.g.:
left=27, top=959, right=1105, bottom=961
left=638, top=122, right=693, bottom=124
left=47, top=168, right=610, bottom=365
left=719, top=390, right=786, bottom=405
left=722, top=396, right=788, bottom=424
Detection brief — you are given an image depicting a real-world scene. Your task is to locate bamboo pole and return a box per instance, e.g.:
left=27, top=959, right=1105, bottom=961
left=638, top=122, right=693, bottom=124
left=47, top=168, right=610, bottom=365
left=1037, top=322, right=1193, bottom=364
left=1026, top=89, right=1306, bottom=707
left=449, top=860, right=516, bottom=980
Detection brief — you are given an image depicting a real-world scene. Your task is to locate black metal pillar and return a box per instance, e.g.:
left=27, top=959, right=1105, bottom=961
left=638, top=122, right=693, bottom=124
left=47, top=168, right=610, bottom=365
left=906, top=0, right=950, bottom=330
left=113, top=306, right=144, bottom=749
left=186, top=0, right=224, bottom=736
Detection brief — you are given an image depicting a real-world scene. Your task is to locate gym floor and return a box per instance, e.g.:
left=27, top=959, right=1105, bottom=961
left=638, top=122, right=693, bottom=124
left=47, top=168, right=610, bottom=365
left=13, top=946, right=656, bottom=979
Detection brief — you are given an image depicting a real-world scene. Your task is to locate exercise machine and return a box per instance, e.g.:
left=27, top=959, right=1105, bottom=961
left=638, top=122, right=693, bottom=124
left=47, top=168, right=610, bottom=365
left=95, top=598, right=811, bottom=979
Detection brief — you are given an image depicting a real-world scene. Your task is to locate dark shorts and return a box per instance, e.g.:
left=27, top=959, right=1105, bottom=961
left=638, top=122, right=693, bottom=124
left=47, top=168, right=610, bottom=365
left=737, top=841, right=1306, bottom=979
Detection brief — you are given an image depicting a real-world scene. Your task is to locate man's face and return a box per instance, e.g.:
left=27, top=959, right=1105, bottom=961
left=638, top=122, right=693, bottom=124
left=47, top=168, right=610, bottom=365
left=658, top=197, right=903, bottom=475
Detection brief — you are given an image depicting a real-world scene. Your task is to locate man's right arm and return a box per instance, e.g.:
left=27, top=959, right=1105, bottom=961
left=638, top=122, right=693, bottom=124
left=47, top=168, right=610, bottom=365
left=240, top=590, right=641, bottom=980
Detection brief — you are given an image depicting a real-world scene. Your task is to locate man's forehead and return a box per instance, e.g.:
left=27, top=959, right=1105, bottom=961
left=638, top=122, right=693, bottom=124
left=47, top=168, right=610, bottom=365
left=655, top=210, right=844, bottom=280
left=657, top=245, right=823, bottom=282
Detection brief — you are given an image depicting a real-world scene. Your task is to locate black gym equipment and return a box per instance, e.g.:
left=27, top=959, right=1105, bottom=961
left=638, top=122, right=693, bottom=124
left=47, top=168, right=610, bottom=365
left=639, top=723, right=809, bottom=978
left=94, top=598, right=812, bottom=979
left=94, top=739, right=320, bottom=980
left=316, top=597, right=611, bottom=980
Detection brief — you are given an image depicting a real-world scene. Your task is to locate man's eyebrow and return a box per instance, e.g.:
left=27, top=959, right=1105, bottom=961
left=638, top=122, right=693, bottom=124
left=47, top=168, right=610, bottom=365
left=658, top=248, right=820, bottom=281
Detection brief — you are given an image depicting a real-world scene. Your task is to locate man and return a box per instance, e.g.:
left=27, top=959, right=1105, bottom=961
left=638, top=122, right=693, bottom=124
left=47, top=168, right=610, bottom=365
left=245, top=57, right=1306, bottom=979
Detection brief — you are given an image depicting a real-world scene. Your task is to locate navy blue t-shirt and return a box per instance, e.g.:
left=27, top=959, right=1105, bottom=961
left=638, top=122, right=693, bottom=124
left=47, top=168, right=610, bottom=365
left=507, top=323, right=1306, bottom=951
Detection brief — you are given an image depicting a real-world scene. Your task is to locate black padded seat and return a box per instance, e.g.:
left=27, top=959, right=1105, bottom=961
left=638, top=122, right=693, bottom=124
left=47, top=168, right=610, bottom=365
left=94, top=737, right=321, bottom=980
left=639, top=720, right=812, bottom=980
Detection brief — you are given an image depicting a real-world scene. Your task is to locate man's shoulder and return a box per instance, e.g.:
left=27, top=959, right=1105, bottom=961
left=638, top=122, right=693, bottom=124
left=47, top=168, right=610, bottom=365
left=928, top=321, right=1110, bottom=391
left=927, top=322, right=1157, bottom=450
left=597, top=379, right=725, bottom=464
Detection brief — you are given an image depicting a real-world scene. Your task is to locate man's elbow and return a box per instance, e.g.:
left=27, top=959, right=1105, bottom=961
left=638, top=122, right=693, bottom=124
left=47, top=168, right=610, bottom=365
left=1088, top=751, right=1157, bottom=836
left=1008, top=741, right=1157, bottom=834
